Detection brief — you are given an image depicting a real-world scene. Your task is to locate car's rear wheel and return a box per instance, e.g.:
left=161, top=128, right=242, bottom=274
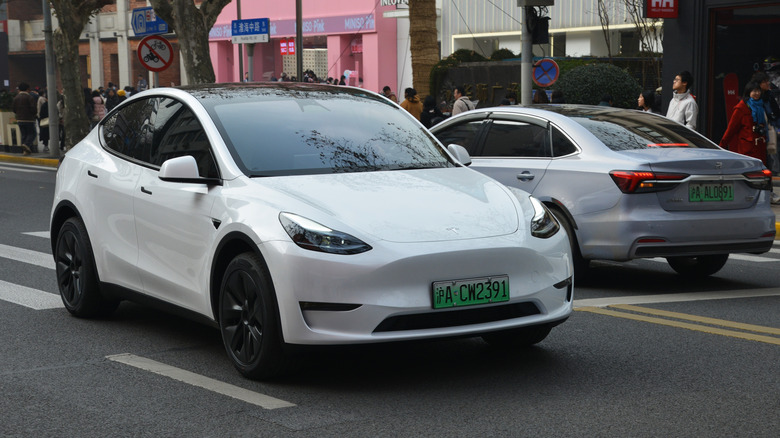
left=550, top=209, right=589, bottom=279
left=481, top=324, right=552, bottom=347
left=55, top=217, right=119, bottom=317
left=219, top=252, right=285, bottom=380
left=666, top=254, right=729, bottom=277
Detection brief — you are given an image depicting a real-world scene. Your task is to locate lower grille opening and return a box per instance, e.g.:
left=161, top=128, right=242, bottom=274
left=373, top=302, right=541, bottom=333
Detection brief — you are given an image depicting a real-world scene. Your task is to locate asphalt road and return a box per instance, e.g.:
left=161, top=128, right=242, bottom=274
left=1, top=158, right=778, bottom=437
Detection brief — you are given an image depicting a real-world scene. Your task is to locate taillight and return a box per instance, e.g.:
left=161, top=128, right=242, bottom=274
left=609, top=171, right=689, bottom=193
left=743, top=169, right=773, bottom=190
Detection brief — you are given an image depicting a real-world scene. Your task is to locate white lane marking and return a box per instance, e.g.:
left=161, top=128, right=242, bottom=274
left=0, top=243, right=55, bottom=269
left=574, top=288, right=780, bottom=308
left=0, top=279, right=63, bottom=309
left=23, top=231, right=50, bottom=239
left=106, top=353, right=296, bottom=409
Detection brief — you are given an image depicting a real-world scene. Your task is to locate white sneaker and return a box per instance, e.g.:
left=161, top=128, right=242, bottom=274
left=772, top=193, right=780, bottom=205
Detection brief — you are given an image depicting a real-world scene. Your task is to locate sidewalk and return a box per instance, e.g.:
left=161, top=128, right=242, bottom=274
left=1, top=148, right=780, bottom=238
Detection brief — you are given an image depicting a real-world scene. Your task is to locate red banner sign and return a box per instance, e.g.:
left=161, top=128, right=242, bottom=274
left=646, top=0, right=678, bottom=19
left=280, top=39, right=288, bottom=55
left=287, top=38, right=295, bottom=55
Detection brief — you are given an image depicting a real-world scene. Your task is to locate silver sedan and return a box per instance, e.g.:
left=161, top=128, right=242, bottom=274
left=430, top=105, right=776, bottom=277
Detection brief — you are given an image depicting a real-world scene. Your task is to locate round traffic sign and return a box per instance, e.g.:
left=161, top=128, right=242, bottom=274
left=533, top=58, right=559, bottom=87
left=137, top=35, right=174, bottom=72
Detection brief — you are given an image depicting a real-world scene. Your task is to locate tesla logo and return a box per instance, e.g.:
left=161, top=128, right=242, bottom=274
left=715, top=162, right=723, bottom=169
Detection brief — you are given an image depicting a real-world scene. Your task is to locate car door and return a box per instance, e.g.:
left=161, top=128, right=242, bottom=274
left=470, top=114, right=553, bottom=194
left=89, top=99, right=152, bottom=292
left=131, top=97, right=221, bottom=313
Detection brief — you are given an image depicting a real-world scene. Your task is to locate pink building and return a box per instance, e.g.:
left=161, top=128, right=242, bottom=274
left=209, top=1, right=399, bottom=94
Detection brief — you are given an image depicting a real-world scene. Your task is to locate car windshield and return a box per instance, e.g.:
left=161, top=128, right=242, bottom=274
left=556, top=108, right=719, bottom=151
left=202, top=87, right=454, bottom=176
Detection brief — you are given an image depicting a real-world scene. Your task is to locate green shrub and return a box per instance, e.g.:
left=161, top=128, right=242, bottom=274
left=490, top=48, right=516, bottom=61
left=555, top=62, right=641, bottom=108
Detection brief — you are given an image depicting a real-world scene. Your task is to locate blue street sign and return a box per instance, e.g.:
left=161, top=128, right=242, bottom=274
left=532, top=58, right=560, bottom=87
left=132, top=7, right=169, bottom=36
left=231, top=18, right=270, bottom=44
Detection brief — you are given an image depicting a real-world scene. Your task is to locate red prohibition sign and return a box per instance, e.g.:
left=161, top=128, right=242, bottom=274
left=137, top=35, right=174, bottom=72
left=532, top=59, right=560, bottom=87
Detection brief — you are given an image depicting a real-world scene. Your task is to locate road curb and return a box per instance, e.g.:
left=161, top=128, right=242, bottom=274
left=0, top=153, right=60, bottom=168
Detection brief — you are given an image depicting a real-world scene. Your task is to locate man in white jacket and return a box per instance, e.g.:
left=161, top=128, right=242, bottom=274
left=666, top=70, right=698, bottom=131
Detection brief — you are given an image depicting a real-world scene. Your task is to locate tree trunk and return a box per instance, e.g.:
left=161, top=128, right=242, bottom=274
left=149, top=0, right=232, bottom=85
left=49, top=0, right=112, bottom=148
left=408, top=0, right=439, bottom=97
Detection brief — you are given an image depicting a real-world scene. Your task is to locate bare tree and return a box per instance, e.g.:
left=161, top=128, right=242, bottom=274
left=408, top=0, right=439, bottom=97
left=49, top=0, right=112, bottom=148
left=148, top=0, right=232, bottom=85
left=620, top=0, right=663, bottom=87
left=596, top=0, right=613, bottom=61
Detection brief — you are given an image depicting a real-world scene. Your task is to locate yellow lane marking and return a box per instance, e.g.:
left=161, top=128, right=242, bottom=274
left=611, top=304, right=780, bottom=336
left=577, top=306, right=780, bottom=346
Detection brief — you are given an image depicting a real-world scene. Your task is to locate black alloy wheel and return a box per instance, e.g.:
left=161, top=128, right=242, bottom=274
left=219, top=252, right=285, bottom=380
left=550, top=208, right=589, bottom=279
left=55, top=217, right=118, bottom=317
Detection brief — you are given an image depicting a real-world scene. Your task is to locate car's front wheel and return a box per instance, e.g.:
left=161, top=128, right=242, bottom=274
left=666, top=254, right=729, bottom=277
left=481, top=324, right=552, bottom=347
left=219, top=252, right=285, bottom=380
left=54, top=217, right=119, bottom=317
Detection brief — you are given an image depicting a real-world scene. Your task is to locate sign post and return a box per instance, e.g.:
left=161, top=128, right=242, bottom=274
left=131, top=7, right=169, bottom=36
left=231, top=18, right=269, bottom=81
left=137, top=34, right=174, bottom=88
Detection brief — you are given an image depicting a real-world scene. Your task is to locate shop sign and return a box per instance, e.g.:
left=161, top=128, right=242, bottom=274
left=280, top=39, right=295, bottom=56
left=645, top=0, right=678, bottom=18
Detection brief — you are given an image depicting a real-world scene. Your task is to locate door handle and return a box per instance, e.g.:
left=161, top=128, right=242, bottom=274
left=517, top=171, right=535, bottom=181
left=87, top=170, right=97, bottom=178
left=140, top=186, right=152, bottom=195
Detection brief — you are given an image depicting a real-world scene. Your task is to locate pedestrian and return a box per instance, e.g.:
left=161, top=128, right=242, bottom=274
left=12, top=82, right=37, bottom=155
left=637, top=90, right=658, bottom=113
left=533, top=90, right=550, bottom=104
left=381, top=85, right=398, bottom=103
left=550, top=90, right=565, bottom=103
left=38, top=91, right=50, bottom=153
left=104, top=88, right=120, bottom=112
left=719, top=81, right=776, bottom=175
left=136, top=74, right=148, bottom=92
left=420, top=95, right=446, bottom=128
left=400, top=87, right=423, bottom=121
left=117, top=88, right=127, bottom=104
left=451, top=85, right=475, bottom=116
left=666, top=70, right=698, bottom=130
left=91, top=90, right=106, bottom=127
left=598, top=94, right=613, bottom=106
left=243, top=72, right=249, bottom=82
left=751, top=71, right=780, bottom=175
left=505, top=91, right=518, bottom=105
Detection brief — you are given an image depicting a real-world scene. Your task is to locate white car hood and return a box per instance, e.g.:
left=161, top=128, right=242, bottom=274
left=257, top=168, right=520, bottom=243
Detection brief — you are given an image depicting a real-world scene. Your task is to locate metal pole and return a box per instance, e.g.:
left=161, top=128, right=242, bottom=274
left=247, top=44, right=255, bottom=81
left=237, top=0, right=243, bottom=83
left=43, top=0, right=60, bottom=158
left=521, top=6, right=533, bottom=105
left=296, top=0, right=303, bottom=82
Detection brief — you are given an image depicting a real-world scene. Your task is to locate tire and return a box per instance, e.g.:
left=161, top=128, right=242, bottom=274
left=550, top=209, right=589, bottom=279
left=666, top=254, right=729, bottom=277
left=54, top=217, right=119, bottom=317
left=219, top=252, right=286, bottom=380
left=481, top=324, right=552, bottom=347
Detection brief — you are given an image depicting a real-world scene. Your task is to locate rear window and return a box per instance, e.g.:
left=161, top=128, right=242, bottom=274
left=569, top=111, right=719, bottom=151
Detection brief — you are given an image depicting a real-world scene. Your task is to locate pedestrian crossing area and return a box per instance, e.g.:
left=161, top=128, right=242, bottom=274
left=1, top=232, right=779, bottom=310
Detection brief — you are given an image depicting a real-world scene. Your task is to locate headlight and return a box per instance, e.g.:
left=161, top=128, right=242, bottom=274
left=279, top=212, right=372, bottom=255
left=529, top=196, right=559, bottom=238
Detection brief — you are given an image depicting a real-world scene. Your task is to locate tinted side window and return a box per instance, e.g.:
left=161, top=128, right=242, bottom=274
left=434, top=121, right=484, bottom=154
left=150, top=98, right=218, bottom=178
left=481, top=120, right=550, bottom=157
left=552, top=126, right=577, bottom=157
left=102, top=98, right=155, bottom=161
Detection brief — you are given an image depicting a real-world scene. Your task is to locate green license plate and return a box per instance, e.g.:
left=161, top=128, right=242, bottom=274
left=689, top=182, right=734, bottom=202
left=432, top=275, right=510, bottom=309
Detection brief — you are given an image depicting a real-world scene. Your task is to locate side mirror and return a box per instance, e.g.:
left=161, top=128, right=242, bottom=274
left=447, top=144, right=472, bottom=166
left=159, top=155, right=221, bottom=185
